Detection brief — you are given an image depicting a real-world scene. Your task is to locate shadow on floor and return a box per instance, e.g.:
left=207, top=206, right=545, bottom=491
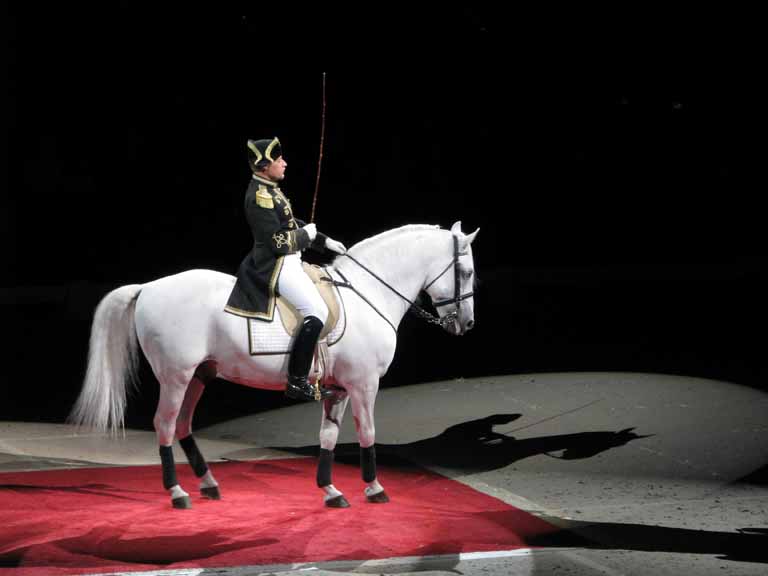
left=276, top=413, right=651, bottom=472
left=737, top=463, right=768, bottom=485
left=527, top=516, right=768, bottom=564
left=274, top=414, right=767, bottom=565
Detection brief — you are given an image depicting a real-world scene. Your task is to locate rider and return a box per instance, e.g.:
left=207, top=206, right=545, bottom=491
left=225, top=137, right=346, bottom=401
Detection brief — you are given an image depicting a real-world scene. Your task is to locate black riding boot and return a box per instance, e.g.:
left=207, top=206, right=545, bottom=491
left=286, top=315, right=335, bottom=401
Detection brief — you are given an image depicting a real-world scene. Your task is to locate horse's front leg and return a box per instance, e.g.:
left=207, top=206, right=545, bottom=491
left=350, top=381, right=389, bottom=504
left=318, top=393, right=350, bottom=507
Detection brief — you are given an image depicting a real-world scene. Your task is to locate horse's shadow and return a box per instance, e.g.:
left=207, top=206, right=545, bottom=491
left=276, top=413, right=652, bottom=472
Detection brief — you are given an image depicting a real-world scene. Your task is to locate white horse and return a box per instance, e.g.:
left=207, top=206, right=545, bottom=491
left=69, top=222, right=479, bottom=508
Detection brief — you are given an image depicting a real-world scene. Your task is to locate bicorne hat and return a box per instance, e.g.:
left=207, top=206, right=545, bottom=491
left=247, top=137, right=282, bottom=171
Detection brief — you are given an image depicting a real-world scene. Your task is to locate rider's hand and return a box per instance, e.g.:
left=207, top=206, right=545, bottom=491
left=303, top=223, right=317, bottom=241
left=325, top=238, right=347, bottom=254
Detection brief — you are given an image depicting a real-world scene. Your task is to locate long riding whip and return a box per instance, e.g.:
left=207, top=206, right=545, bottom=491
left=310, top=72, right=327, bottom=223
left=310, top=73, right=327, bottom=401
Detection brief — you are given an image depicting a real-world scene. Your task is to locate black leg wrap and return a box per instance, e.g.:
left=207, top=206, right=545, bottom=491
left=360, top=445, right=377, bottom=483
left=159, top=445, right=177, bottom=490
left=179, top=434, right=209, bottom=478
left=317, top=448, right=334, bottom=487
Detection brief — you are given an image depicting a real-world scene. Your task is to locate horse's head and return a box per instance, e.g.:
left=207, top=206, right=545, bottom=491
left=423, top=221, right=480, bottom=336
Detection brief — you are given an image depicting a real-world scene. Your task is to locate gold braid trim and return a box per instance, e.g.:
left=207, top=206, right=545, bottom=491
left=247, top=140, right=263, bottom=163
left=265, top=137, right=281, bottom=161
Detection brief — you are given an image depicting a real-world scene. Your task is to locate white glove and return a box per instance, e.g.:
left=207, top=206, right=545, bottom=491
left=325, top=238, right=347, bottom=254
left=303, top=223, right=317, bottom=241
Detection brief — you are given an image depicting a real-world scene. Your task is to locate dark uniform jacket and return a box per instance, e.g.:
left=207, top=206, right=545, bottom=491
left=225, top=174, right=327, bottom=320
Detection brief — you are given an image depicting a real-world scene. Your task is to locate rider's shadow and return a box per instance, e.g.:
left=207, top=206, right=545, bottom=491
left=272, top=417, right=768, bottom=566
left=278, top=414, right=651, bottom=472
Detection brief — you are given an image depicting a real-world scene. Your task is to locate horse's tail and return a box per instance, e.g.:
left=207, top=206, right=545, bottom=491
left=68, top=284, right=143, bottom=436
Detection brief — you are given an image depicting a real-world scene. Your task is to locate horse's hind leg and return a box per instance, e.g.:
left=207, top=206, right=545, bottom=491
left=154, top=369, right=194, bottom=509
left=318, top=394, right=350, bottom=507
left=176, top=362, right=220, bottom=500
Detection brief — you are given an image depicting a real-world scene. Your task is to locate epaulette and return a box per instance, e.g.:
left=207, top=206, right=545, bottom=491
left=255, top=185, right=274, bottom=209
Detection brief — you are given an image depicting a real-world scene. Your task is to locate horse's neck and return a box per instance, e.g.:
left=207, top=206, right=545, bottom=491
left=333, top=229, right=442, bottom=329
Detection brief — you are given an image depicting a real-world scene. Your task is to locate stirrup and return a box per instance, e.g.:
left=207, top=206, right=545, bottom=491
left=286, top=376, right=334, bottom=401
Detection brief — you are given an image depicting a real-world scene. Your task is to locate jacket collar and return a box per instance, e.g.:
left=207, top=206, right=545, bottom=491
left=252, top=174, right=279, bottom=188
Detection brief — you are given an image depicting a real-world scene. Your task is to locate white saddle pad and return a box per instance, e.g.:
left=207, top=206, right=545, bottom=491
left=247, top=283, right=346, bottom=355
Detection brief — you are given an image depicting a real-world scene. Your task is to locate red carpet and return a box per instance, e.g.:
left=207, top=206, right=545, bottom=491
left=0, top=458, right=558, bottom=575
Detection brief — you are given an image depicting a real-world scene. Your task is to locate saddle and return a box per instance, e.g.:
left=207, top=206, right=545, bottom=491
left=247, top=263, right=345, bottom=359
left=276, top=263, right=341, bottom=339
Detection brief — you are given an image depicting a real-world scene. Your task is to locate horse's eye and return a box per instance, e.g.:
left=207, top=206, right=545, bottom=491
left=463, top=269, right=474, bottom=279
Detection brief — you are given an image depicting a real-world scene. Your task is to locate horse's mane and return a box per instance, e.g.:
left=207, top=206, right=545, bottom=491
left=348, top=224, right=442, bottom=256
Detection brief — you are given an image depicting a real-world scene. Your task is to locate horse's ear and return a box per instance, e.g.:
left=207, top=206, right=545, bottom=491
left=457, top=227, right=480, bottom=253
left=450, top=221, right=462, bottom=235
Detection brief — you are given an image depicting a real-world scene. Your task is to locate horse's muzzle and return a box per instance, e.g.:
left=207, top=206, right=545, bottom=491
left=444, top=316, right=474, bottom=336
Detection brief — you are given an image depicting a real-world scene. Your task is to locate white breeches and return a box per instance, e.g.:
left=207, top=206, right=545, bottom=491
left=278, top=254, right=328, bottom=324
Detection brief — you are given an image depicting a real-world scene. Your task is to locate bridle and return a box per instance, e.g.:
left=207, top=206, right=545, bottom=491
left=327, top=235, right=473, bottom=332
left=420, top=235, right=475, bottom=328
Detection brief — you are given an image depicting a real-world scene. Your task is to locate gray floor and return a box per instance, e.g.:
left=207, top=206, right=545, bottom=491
left=2, top=372, right=767, bottom=575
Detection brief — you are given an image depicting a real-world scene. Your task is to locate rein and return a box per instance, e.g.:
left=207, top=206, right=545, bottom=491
left=323, top=236, right=473, bottom=331
left=325, top=266, right=399, bottom=334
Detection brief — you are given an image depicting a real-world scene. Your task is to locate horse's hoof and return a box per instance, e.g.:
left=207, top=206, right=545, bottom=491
left=172, top=495, right=193, bottom=509
left=201, top=486, right=221, bottom=500
left=366, top=490, right=390, bottom=504
left=325, top=495, right=350, bottom=508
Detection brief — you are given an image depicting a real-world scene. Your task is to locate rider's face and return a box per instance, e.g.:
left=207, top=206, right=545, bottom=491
left=263, top=156, right=287, bottom=181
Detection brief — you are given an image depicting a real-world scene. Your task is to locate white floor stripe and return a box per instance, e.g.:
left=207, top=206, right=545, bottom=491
left=89, top=569, right=206, bottom=576
left=86, top=549, right=537, bottom=576
left=458, top=548, right=535, bottom=560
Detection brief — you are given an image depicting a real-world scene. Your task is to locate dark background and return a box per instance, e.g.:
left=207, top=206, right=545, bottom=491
left=3, top=8, right=764, bottom=429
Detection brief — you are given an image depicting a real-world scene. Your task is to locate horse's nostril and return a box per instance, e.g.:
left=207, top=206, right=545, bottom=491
left=466, top=320, right=474, bottom=330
